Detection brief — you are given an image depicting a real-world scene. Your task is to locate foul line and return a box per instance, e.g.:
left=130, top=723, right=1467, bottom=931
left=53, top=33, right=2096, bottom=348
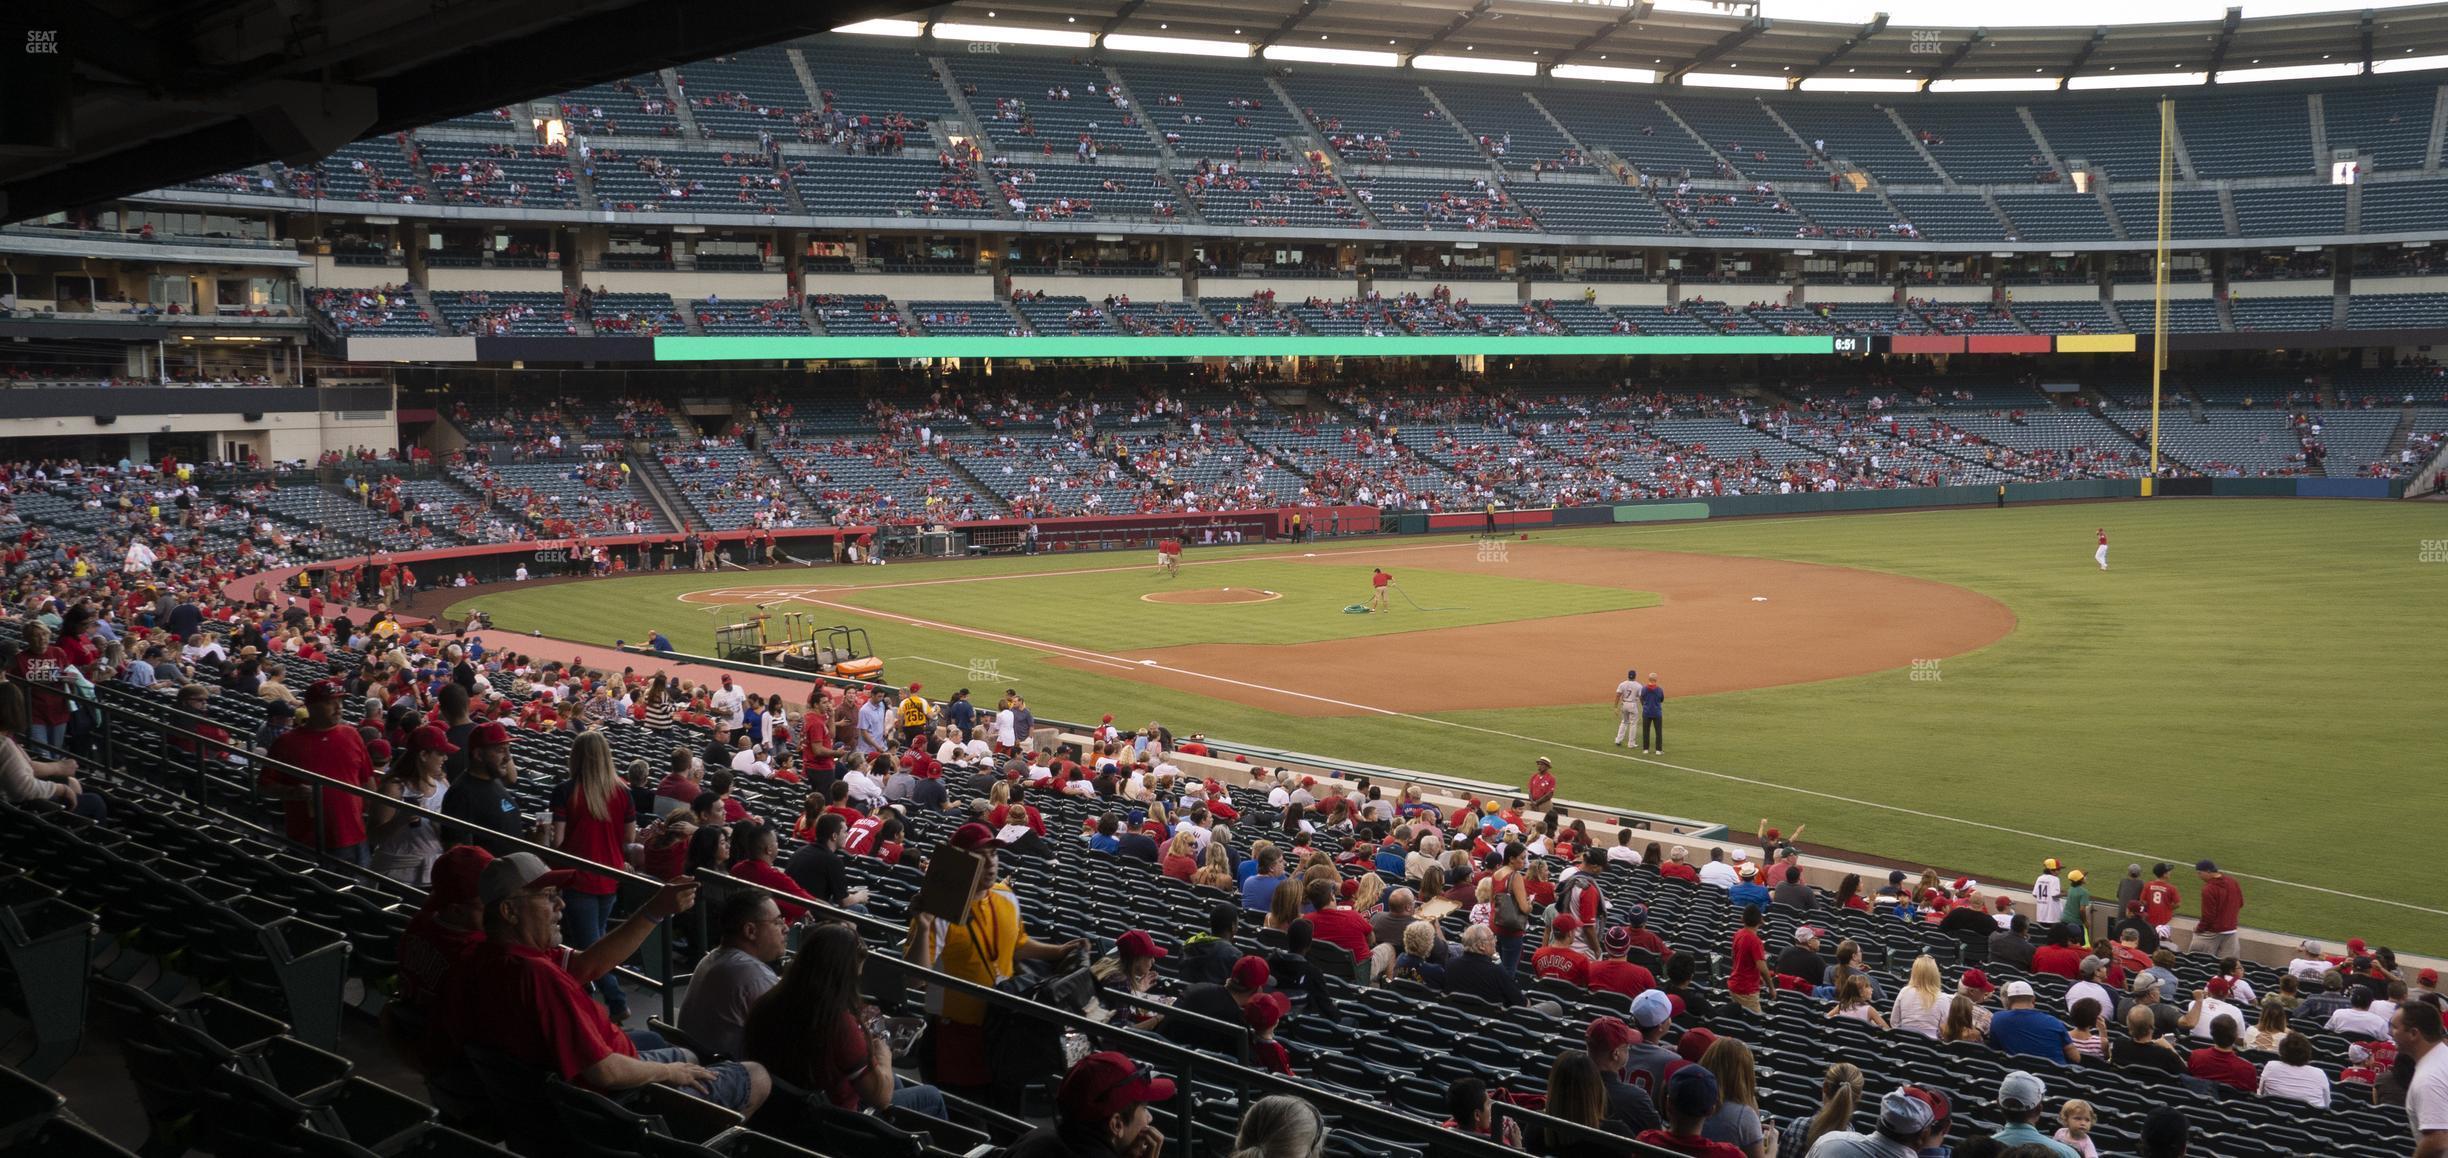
left=786, top=591, right=2446, bottom=921
left=672, top=537, right=1485, bottom=605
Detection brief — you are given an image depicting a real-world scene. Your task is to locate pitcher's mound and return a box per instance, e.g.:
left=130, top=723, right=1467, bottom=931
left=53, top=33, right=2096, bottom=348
left=1142, top=587, right=1282, bottom=605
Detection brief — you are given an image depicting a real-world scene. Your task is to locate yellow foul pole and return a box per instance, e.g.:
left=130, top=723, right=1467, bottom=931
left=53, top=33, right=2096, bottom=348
left=2150, top=97, right=2173, bottom=493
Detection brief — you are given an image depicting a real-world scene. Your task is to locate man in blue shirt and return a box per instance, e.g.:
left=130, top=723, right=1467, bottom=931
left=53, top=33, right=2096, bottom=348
left=1373, top=839, right=1409, bottom=876
left=1239, top=846, right=1288, bottom=912
left=1987, top=1071, right=2079, bottom=1157
left=649, top=630, right=673, bottom=653
left=1728, top=862, right=1771, bottom=911
left=1987, top=981, right=2079, bottom=1065
left=945, top=688, right=975, bottom=738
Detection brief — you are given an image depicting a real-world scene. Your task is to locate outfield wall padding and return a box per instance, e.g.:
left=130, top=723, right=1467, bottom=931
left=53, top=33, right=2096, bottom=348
left=1612, top=502, right=1713, bottom=523
left=1424, top=508, right=1555, bottom=531
left=2208, top=479, right=2296, bottom=497
left=1551, top=505, right=1616, bottom=526
left=2296, top=478, right=2397, bottom=499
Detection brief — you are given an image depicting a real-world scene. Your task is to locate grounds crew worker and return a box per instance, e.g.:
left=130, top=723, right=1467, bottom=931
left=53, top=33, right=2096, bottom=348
left=898, top=682, right=933, bottom=747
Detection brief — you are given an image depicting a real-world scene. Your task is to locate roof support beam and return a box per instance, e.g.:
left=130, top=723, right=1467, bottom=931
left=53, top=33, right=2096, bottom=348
left=1416, top=0, right=1497, bottom=57
left=1556, top=1, right=1654, bottom=66
left=2362, top=9, right=2377, bottom=75
left=2057, top=27, right=2109, bottom=89
left=2204, top=7, right=2242, bottom=81
left=1793, top=13, right=1888, bottom=82
left=1920, top=27, right=1986, bottom=84
left=1664, top=17, right=1771, bottom=83
left=1098, top=0, right=1149, bottom=39
left=1257, top=0, right=1326, bottom=50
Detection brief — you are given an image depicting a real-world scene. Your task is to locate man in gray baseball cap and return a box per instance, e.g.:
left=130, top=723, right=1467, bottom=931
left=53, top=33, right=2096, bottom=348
left=1801, top=1085, right=1949, bottom=1157
left=1988, top=1071, right=2078, bottom=1157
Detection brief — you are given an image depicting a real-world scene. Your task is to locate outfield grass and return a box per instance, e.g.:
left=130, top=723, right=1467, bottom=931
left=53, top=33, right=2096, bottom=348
left=452, top=499, right=2448, bottom=954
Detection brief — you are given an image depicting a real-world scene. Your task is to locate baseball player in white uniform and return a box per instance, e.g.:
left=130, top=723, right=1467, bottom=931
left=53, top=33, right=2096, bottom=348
left=2094, top=528, right=2109, bottom=571
left=1612, top=668, right=1641, bottom=747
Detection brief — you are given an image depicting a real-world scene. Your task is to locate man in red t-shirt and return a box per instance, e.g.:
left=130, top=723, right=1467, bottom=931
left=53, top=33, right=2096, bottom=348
left=2139, top=863, right=2182, bottom=938
left=1369, top=567, right=1392, bottom=613
left=1590, top=926, right=1659, bottom=998
left=1302, top=878, right=1374, bottom=958
left=1154, top=537, right=1182, bottom=578
left=2190, top=860, right=2243, bottom=960
left=2028, top=926, right=2089, bottom=979
left=393, top=844, right=492, bottom=1072
left=1658, top=846, right=1701, bottom=884
left=264, top=680, right=377, bottom=865
left=1726, top=905, right=1770, bottom=1012
left=1526, top=757, right=1556, bottom=811
left=449, top=852, right=767, bottom=1112
left=1530, top=914, right=1594, bottom=987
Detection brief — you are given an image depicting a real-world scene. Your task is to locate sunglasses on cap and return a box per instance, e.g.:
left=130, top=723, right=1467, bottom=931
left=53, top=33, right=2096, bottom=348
left=1085, top=1058, right=1158, bottom=1102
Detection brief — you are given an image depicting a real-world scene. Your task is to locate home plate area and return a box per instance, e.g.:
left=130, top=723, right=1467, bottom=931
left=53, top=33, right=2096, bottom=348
left=677, top=585, right=848, bottom=606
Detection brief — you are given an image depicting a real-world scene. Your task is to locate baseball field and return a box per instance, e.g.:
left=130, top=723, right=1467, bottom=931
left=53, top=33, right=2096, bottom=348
left=448, top=498, right=2448, bottom=954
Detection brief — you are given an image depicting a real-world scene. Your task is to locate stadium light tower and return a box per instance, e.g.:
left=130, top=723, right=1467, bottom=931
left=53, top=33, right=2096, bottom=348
left=2149, top=97, right=2172, bottom=491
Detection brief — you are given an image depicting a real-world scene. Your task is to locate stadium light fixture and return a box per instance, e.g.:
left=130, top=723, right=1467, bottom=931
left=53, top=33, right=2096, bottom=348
left=1551, top=64, right=1661, bottom=83
left=2066, top=69, right=2206, bottom=88
left=1263, top=44, right=1400, bottom=67
left=932, top=21, right=1095, bottom=47
left=1928, top=76, right=2062, bottom=91
left=1103, top=33, right=1253, bottom=57
left=1682, top=71, right=1788, bottom=90
left=2214, top=61, right=2361, bottom=82
left=1797, top=76, right=1920, bottom=92
left=2375, top=51, right=2448, bottom=73
left=1415, top=53, right=1538, bottom=76
left=834, top=18, right=923, bottom=36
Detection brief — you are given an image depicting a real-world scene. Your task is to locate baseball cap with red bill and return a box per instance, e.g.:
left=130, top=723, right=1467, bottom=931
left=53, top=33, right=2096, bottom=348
left=409, top=724, right=461, bottom=754
left=469, top=721, right=512, bottom=747
left=1057, top=1052, right=1176, bottom=1123
left=303, top=679, right=346, bottom=704
left=1960, top=969, right=1995, bottom=994
left=949, top=822, right=1006, bottom=852
left=1243, top=991, right=1290, bottom=1031
left=477, top=851, right=580, bottom=908
left=1230, top=954, right=1270, bottom=992
left=429, top=845, right=495, bottom=907
left=1114, top=930, right=1168, bottom=960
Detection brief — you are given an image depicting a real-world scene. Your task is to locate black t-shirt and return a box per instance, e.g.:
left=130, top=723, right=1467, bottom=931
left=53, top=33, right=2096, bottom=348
left=1161, top=984, right=1248, bottom=1055
left=2113, top=1037, right=2188, bottom=1076
left=1445, top=953, right=1524, bottom=1007
left=1774, top=946, right=1827, bottom=983
left=443, top=721, right=477, bottom=779
left=1115, top=832, right=1160, bottom=862
left=1938, top=908, right=1996, bottom=939
left=441, top=772, right=526, bottom=851
left=784, top=842, right=849, bottom=904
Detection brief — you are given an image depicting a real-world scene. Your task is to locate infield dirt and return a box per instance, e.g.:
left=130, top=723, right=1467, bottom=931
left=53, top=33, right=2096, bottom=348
left=1045, top=542, right=2016, bottom=716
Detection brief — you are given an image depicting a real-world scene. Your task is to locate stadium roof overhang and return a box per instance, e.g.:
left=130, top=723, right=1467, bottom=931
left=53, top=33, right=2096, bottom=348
left=916, top=0, right=2448, bottom=85
left=0, top=0, right=918, bottom=227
